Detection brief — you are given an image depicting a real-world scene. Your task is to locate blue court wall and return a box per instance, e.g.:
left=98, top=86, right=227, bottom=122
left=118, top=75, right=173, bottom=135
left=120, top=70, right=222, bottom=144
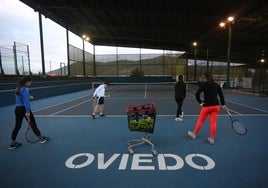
left=0, top=76, right=174, bottom=107
left=0, top=77, right=96, bottom=107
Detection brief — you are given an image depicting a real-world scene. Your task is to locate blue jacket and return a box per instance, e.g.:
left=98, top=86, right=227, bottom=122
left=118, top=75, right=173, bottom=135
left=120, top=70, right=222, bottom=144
left=15, top=86, right=31, bottom=112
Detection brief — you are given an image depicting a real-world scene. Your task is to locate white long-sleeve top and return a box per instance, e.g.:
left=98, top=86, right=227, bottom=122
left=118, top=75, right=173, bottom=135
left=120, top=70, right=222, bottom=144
left=93, top=84, right=105, bottom=97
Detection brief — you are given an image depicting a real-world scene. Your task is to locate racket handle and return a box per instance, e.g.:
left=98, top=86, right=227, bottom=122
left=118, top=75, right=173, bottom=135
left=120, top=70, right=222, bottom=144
left=25, top=113, right=31, bottom=123
left=224, top=107, right=231, bottom=116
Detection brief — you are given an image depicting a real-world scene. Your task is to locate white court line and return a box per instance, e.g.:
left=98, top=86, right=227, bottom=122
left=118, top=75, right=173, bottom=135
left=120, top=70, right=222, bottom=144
left=227, top=108, right=242, bottom=115
left=107, top=96, right=173, bottom=100
left=187, top=91, right=268, bottom=114
left=1, top=82, right=91, bottom=93
left=226, top=99, right=268, bottom=114
left=35, top=114, right=268, bottom=118
left=32, top=89, right=268, bottom=117
left=49, top=99, right=91, bottom=116
left=33, top=94, right=91, bottom=113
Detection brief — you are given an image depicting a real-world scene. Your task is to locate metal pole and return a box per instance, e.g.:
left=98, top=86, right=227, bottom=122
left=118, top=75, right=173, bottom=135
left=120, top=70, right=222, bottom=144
left=194, top=47, right=197, bottom=80
left=22, top=56, right=25, bottom=74
left=38, top=12, right=45, bottom=75
left=93, top=45, right=96, bottom=77
left=116, top=46, right=118, bottom=76
left=163, top=50, right=165, bottom=75
left=0, top=49, right=4, bottom=74
left=139, top=48, right=142, bottom=72
left=27, top=45, right=31, bottom=75
left=206, top=45, right=209, bottom=72
left=82, top=39, right=86, bottom=77
left=226, top=24, right=232, bottom=87
left=60, top=62, right=65, bottom=76
left=66, top=28, right=70, bottom=76
left=185, top=52, right=188, bottom=81
left=13, top=42, right=20, bottom=75
left=259, top=62, right=262, bottom=91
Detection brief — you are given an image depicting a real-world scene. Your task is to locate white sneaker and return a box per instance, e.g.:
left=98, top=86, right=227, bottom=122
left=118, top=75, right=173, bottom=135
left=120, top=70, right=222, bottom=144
left=39, top=136, right=49, bottom=144
left=207, top=137, right=215, bottom=145
left=175, top=117, right=183, bottom=121
left=188, top=131, right=196, bottom=139
left=180, top=112, right=184, bottom=118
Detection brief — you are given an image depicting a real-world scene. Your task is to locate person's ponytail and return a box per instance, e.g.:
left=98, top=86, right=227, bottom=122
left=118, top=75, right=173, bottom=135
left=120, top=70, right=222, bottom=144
left=15, top=76, right=32, bottom=95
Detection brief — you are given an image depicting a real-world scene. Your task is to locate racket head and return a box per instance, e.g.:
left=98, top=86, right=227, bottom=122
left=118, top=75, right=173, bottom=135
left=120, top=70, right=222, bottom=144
left=232, top=119, right=247, bottom=135
left=225, top=108, right=247, bottom=135
left=25, top=126, right=39, bottom=143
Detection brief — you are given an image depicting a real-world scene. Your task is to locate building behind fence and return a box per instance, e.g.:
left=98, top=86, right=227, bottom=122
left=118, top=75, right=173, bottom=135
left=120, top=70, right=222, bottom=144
left=1, top=42, right=267, bottom=95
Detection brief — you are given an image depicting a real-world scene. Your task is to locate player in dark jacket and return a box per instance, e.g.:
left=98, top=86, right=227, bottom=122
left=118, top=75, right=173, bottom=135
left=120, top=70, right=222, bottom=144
left=175, top=75, right=186, bottom=121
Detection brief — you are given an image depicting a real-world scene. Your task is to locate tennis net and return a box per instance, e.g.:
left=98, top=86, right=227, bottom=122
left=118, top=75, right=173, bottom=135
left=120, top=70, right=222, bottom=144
left=91, top=81, right=198, bottom=95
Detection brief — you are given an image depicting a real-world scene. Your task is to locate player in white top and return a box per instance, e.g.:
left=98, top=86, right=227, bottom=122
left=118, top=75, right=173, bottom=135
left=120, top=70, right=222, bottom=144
left=91, top=81, right=109, bottom=119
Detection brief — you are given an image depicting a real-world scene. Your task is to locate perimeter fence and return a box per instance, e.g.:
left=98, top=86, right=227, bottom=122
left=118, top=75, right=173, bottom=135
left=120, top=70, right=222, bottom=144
left=1, top=43, right=267, bottom=95
left=0, top=42, right=30, bottom=75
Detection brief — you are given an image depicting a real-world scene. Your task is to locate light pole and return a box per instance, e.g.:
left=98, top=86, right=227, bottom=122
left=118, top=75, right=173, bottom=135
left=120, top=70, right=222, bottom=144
left=60, top=62, right=65, bottom=76
left=193, top=41, right=197, bottom=81
left=259, top=58, right=265, bottom=92
left=219, top=16, right=234, bottom=88
left=82, top=34, right=90, bottom=77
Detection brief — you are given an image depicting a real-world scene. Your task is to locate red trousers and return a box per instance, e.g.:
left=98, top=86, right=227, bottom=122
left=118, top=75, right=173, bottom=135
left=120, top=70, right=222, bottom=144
left=193, top=106, right=220, bottom=138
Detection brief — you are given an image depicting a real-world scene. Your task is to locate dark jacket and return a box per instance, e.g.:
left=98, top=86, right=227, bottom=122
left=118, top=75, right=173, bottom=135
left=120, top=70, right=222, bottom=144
left=195, top=82, right=225, bottom=107
left=175, top=81, right=186, bottom=99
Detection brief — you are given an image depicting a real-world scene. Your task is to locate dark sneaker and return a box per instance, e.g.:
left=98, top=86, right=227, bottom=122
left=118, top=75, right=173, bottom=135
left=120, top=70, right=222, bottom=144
left=91, top=114, right=95, bottom=119
left=99, top=114, right=106, bottom=117
left=39, top=136, right=49, bottom=144
left=9, top=142, right=22, bottom=150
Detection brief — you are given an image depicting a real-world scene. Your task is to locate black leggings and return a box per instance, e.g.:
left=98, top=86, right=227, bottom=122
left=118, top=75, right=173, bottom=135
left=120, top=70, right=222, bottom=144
left=11, top=106, right=41, bottom=141
left=175, top=98, right=184, bottom=117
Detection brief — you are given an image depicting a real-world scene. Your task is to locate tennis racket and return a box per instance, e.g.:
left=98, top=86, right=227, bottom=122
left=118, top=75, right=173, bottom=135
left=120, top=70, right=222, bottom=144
left=225, top=108, right=247, bottom=135
left=91, top=96, right=98, bottom=113
left=25, top=121, right=39, bottom=143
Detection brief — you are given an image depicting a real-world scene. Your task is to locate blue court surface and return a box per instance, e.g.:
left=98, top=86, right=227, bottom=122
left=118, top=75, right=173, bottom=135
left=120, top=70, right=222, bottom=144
left=1, top=88, right=268, bottom=188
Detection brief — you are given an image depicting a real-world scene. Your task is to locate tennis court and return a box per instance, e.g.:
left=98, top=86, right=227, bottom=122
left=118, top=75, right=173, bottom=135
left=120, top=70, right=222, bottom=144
left=0, top=84, right=268, bottom=188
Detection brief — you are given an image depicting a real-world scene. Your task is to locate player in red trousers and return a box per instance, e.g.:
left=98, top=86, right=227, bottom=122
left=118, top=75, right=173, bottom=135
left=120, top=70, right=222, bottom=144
left=188, top=72, right=227, bottom=144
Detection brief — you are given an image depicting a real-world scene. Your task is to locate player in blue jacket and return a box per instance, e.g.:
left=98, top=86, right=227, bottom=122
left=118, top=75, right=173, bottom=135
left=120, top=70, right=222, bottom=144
left=9, top=76, right=49, bottom=149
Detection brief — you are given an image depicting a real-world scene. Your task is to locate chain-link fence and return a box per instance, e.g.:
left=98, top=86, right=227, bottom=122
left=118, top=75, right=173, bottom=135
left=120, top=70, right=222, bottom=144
left=0, top=42, right=30, bottom=75
left=1, top=42, right=266, bottom=95
left=68, top=45, right=186, bottom=78
left=94, top=52, right=186, bottom=77
left=69, top=44, right=94, bottom=76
